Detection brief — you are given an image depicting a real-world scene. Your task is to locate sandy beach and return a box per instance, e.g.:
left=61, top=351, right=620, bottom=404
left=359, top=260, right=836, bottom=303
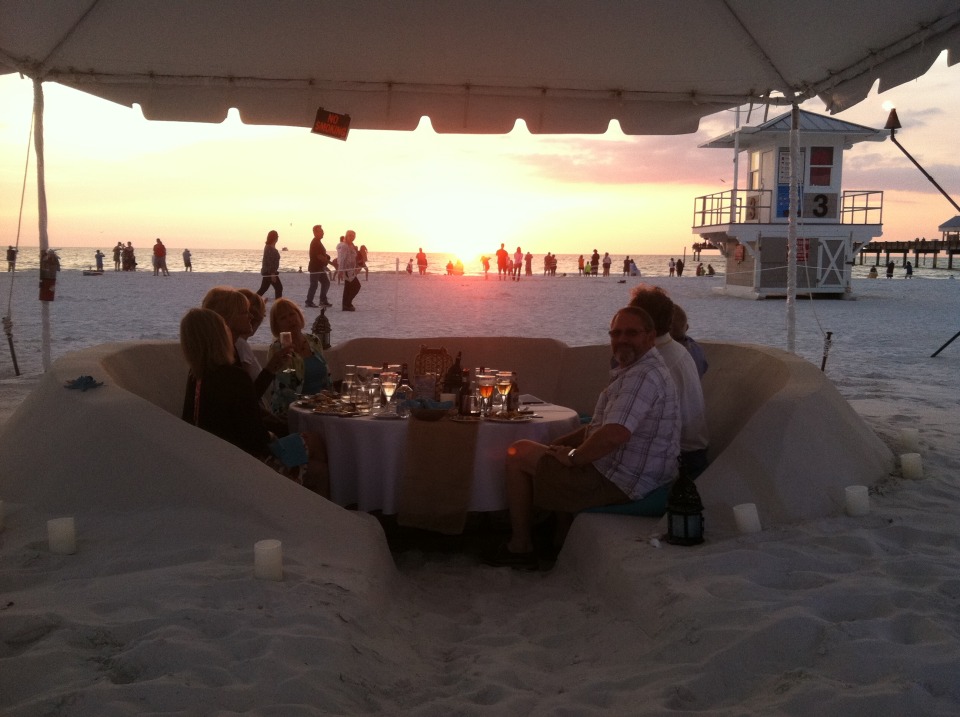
left=2, top=266, right=960, bottom=715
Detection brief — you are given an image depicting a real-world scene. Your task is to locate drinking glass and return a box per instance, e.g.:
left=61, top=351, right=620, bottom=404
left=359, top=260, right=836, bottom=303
left=380, top=371, right=399, bottom=414
left=477, top=373, right=496, bottom=416
left=341, top=372, right=356, bottom=404
left=495, top=372, right=513, bottom=415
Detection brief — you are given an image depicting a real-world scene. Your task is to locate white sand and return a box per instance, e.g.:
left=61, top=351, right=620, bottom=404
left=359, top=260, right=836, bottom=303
left=2, top=268, right=960, bottom=715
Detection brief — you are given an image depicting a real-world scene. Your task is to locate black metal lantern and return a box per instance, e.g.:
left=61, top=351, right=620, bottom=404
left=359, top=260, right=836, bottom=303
left=311, top=307, right=332, bottom=350
left=665, top=470, right=704, bottom=546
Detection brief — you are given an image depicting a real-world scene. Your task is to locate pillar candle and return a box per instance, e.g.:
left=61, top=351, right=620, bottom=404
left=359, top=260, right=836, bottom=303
left=47, top=517, right=77, bottom=555
left=254, top=539, right=283, bottom=581
left=900, top=453, right=923, bottom=480
left=844, top=485, right=870, bottom=516
left=733, top=503, right=762, bottom=534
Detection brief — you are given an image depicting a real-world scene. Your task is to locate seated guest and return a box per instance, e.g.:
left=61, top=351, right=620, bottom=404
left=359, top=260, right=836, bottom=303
left=180, top=307, right=272, bottom=458
left=630, top=285, right=710, bottom=480
left=202, top=286, right=286, bottom=398
left=670, top=304, right=709, bottom=379
left=180, top=307, right=330, bottom=495
left=266, top=298, right=331, bottom=414
left=485, top=306, right=679, bottom=570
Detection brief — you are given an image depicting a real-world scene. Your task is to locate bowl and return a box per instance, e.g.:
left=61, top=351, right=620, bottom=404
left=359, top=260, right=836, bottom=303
left=409, top=407, right=450, bottom=421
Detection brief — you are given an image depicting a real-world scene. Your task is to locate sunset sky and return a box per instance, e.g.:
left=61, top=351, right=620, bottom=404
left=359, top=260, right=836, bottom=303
left=1, top=53, right=958, bottom=259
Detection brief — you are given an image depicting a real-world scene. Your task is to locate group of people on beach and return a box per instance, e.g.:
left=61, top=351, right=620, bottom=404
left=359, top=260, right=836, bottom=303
left=254, top=225, right=367, bottom=313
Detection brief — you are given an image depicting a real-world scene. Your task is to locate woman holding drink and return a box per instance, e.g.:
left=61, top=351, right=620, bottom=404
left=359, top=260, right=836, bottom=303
left=266, top=298, right=331, bottom=415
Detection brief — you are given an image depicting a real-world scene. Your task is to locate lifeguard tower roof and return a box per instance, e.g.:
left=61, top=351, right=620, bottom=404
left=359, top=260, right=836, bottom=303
left=700, top=109, right=885, bottom=150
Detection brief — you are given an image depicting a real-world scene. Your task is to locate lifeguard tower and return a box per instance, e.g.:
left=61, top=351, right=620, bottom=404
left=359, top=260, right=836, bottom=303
left=692, top=109, right=886, bottom=298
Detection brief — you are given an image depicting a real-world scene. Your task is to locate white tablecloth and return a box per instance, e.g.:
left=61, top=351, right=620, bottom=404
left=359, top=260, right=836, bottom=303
left=288, top=404, right=581, bottom=513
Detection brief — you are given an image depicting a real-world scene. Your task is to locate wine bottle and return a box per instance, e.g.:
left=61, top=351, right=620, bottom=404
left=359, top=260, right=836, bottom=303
left=443, top=351, right=463, bottom=393
left=458, top=369, right=472, bottom=416
left=507, top=371, right=519, bottom=412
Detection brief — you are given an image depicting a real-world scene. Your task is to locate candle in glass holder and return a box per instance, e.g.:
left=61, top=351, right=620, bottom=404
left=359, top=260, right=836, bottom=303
left=900, top=453, right=923, bottom=480
left=254, top=539, right=283, bottom=581
left=844, top=485, right=870, bottom=516
left=48, top=517, right=77, bottom=554
left=733, top=503, right=761, bottom=534
left=899, top=427, right=920, bottom=454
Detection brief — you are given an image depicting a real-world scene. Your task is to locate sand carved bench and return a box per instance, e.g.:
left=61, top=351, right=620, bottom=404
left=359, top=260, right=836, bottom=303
left=85, top=337, right=892, bottom=532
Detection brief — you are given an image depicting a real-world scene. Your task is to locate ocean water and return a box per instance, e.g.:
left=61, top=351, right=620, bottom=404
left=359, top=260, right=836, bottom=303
left=7, top=246, right=956, bottom=280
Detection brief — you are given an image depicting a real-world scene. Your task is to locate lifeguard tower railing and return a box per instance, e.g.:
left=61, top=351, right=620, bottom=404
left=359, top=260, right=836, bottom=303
left=692, top=189, right=883, bottom=228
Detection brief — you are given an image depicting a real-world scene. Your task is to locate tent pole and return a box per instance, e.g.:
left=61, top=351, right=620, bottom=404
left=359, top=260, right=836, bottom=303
left=33, top=78, right=52, bottom=371
left=786, top=103, right=800, bottom=354
left=730, top=105, right=741, bottom=224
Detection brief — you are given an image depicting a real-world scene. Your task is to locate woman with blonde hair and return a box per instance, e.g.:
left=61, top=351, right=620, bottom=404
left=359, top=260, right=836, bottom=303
left=180, top=308, right=271, bottom=458
left=202, top=286, right=287, bottom=397
left=266, top=297, right=331, bottom=414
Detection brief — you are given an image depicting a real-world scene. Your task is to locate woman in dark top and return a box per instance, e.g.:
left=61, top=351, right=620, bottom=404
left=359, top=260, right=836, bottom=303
left=180, top=307, right=331, bottom=495
left=180, top=308, right=271, bottom=458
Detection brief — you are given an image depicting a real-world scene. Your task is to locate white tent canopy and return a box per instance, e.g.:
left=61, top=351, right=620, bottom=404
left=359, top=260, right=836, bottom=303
left=2, top=1, right=960, bottom=365
left=2, top=1, right=960, bottom=135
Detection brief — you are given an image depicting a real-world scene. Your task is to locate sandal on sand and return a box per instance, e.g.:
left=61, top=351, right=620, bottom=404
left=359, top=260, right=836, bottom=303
left=481, top=542, right=539, bottom=571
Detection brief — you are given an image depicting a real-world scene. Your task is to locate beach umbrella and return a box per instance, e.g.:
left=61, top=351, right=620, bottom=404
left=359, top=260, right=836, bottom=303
left=2, top=1, right=960, bottom=364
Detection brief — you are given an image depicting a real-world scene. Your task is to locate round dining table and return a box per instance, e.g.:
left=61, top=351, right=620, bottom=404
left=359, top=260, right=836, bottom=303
left=288, top=402, right=581, bottom=514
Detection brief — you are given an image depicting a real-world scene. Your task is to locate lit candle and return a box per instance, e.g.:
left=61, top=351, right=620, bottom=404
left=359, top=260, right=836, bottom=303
left=899, top=428, right=920, bottom=454
left=254, top=539, right=283, bottom=581
left=47, top=517, right=77, bottom=555
left=844, top=485, right=870, bottom=516
left=733, top=503, right=761, bottom=534
left=900, top=453, right=923, bottom=480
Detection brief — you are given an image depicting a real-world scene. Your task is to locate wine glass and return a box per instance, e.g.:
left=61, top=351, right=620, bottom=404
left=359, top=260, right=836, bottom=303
left=495, top=372, right=513, bottom=415
left=477, top=373, right=496, bottom=417
left=380, top=371, right=399, bottom=414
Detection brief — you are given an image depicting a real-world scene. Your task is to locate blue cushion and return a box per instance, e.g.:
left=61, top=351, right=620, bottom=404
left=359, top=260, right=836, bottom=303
left=582, top=484, right=669, bottom=517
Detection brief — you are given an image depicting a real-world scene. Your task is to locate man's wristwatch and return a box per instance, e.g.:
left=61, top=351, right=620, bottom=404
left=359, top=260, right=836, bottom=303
left=567, top=448, right=578, bottom=466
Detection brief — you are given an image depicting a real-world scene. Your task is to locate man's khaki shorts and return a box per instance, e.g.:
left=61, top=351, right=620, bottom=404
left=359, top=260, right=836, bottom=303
left=531, top=454, right=631, bottom=513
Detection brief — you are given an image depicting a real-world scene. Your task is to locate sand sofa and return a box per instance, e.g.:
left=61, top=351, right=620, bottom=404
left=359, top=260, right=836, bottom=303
left=1, top=337, right=893, bottom=552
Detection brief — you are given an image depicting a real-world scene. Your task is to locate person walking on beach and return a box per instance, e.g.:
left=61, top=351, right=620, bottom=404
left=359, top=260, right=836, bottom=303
left=113, top=242, right=123, bottom=271
left=94, top=249, right=105, bottom=272
left=886, top=260, right=895, bottom=279
left=524, top=251, right=533, bottom=276
left=484, top=306, right=679, bottom=570
left=623, top=256, right=631, bottom=276
left=256, top=230, right=283, bottom=300
left=182, top=248, right=192, bottom=271
left=905, top=260, right=914, bottom=278
left=153, top=238, right=170, bottom=276
left=305, top=224, right=331, bottom=308
left=6, top=245, right=16, bottom=272
left=590, top=249, right=600, bottom=277
left=675, top=258, right=685, bottom=277
left=415, top=248, right=428, bottom=276
left=578, top=255, right=585, bottom=276
left=496, top=243, right=509, bottom=280
left=122, top=242, right=137, bottom=271
left=602, top=252, right=612, bottom=277
left=338, top=230, right=361, bottom=311
left=669, top=258, right=676, bottom=277
left=513, top=247, right=523, bottom=281
left=480, top=255, right=490, bottom=279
